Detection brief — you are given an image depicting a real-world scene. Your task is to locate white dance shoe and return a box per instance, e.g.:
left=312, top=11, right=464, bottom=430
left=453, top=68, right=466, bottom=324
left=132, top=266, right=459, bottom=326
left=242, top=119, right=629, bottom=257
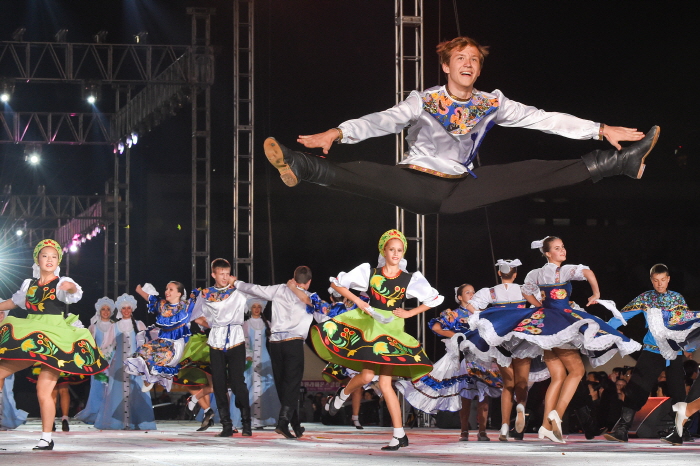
left=499, top=424, right=509, bottom=441
left=538, top=426, right=565, bottom=443
left=547, top=410, right=564, bottom=442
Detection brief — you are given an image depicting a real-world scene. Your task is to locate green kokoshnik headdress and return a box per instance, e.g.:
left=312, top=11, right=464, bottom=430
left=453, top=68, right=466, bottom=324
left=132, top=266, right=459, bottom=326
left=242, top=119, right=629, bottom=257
left=378, top=229, right=407, bottom=256
left=33, top=239, right=63, bottom=265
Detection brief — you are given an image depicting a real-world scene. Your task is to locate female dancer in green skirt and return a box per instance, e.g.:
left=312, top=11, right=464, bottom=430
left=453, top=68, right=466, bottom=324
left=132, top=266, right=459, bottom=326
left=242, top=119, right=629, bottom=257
left=310, top=229, right=443, bottom=450
left=0, top=239, right=108, bottom=450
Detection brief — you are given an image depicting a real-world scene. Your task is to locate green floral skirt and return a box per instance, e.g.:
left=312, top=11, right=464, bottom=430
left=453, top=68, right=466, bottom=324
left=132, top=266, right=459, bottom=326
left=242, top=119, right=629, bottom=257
left=310, top=307, right=432, bottom=380
left=0, top=314, right=108, bottom=375
left=173, top=333, right=211, bottom=387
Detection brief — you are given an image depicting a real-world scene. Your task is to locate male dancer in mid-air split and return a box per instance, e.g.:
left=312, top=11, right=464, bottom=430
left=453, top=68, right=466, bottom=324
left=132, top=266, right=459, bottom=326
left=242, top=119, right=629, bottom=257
left=263, top=36, right=659, bottom=215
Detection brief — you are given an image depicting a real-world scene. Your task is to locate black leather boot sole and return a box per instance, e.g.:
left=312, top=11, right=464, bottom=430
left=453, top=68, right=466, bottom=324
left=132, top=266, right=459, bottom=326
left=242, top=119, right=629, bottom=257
left=264, top=138, right=299, bottom=187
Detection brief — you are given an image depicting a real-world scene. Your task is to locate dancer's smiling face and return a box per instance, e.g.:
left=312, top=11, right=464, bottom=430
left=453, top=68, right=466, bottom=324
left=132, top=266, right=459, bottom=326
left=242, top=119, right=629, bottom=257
left=250, top=303, right=263, bottom=318
left=164, top=282, right=183, bottom=303
left=37, top=247, right=59, bottom=274
left=383, top=238, right=405, bottom=267
left=442, top=45, right=482, bottom=93
left=100, top=305, right=112, bottom=321
left=121, top=305, right=133, bottom=319
left=544, top=239, right=567, bottom=264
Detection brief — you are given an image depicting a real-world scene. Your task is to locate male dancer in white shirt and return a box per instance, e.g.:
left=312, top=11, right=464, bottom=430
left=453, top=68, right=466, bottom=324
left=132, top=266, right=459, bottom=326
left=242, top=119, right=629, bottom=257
left=264, top=36, right=658, bottom=215
left=233, top=266, right=316, bottom=439
left=192, top=259, right=252, bottom=437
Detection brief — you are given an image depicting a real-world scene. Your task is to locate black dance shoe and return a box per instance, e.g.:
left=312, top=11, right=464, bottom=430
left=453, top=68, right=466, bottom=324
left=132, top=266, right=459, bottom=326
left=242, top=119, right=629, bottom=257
left=33, top=440, right=54, bottom=451
left=582, top=126, right=660, bottom=182
left=263, top=137, right=335, bottom=187
left=216, top=426, right=238, bottom=437
left=660, top=427, right=683, bottom=446
left=197, top=409, right=215, bottom=432
left=325, top=387, right=345, bottom=417
left=381, top=435, right=409, bottom=451
left=62, top=419, right=70, bottom=432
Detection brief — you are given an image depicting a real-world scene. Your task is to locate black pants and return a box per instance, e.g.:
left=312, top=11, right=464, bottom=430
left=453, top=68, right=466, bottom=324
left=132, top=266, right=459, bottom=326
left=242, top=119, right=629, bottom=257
left=269, top=339, right=304, bottom=409
left=623, top=350, right=686, bottom=411
left=210, top=343, right=250, bottom=416
left=330, top=159, right=590, bottom=215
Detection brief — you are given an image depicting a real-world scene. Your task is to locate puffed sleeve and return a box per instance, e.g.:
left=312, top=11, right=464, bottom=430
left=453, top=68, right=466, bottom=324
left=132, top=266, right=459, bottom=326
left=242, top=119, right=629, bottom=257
left=136, top=320, right=148, bottom=332
left=560, top=264, right=590, bottom=282
left=468, top=287, right=493, bottom=310
left=56, top=277, right=83, bottom=304
left=406, top=272, right=443, bottom=307
left=330, top=263, right=371, bottom=292
left=522, top=269, right=541, bottom=296
left=11, top=279, right=32, bottom=308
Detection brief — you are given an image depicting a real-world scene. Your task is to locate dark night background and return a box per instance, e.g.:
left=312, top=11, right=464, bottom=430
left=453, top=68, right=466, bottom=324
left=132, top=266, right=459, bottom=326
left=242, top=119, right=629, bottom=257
left=1, top=0, right=699, bottom=383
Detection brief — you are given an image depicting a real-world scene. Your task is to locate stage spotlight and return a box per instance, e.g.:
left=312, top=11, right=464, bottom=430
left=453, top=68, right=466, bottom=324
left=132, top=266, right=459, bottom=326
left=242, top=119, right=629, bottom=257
left=134, top=31, right=148, bottom=44
left=117, top=141, right=125, bottom=154
left=69, top=243, right=78, bottom=253
left=83, top=81, right=101, bottom=105
left=131, top=131, right=139, bottom=145
left=12, top=28, right=26, bottom=42
left=126, top=136, right=133, bottom=148
left=94, top=30, right=108, bottom=43
left=15, top=229, right=23, bottom=237
left=54, top=29, right=68, bottom=43
left=0, top=79, right=14, bottom=103
left=24, top=144, right=42, bottom=164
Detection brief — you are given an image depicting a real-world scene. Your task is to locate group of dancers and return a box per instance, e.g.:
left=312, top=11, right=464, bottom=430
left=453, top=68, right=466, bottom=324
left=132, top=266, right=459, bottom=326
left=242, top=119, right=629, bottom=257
left=2, top=34, right=697, bottom=452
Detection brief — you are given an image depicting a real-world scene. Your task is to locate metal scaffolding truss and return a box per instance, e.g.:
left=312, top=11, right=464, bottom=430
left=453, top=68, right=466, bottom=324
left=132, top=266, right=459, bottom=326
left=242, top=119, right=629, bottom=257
left=395, top=0, right=426, bottom=338
left=233, top=0, right=254, bottom=282
left=0, top=112, right=112, bottom=145
left=0, top=41, right=194, bottom=84
left=0, top=8, right=215, bottom=296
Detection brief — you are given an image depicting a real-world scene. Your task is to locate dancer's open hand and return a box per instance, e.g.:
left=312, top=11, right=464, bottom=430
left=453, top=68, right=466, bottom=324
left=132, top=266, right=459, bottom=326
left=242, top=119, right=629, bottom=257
left=297, top=129, right=341, bottom=154
left=58, top=280, right=77, bottom=294
left=586, top=294, right=600, bottom=307
left=392, top=308, right=411, bottom=319
left=602, top=125, right=645, bottom=150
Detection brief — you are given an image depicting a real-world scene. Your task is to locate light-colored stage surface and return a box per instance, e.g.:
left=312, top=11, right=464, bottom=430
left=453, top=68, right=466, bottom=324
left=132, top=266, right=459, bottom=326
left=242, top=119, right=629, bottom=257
left=1, top=420, right=699, bottom=465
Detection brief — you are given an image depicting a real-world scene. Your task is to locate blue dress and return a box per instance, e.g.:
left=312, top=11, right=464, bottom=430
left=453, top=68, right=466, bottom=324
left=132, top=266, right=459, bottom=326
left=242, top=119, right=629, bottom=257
left=74, top=322, right=114, bottom=425
left=470, top=267, right=641, bottom=365
left=94, top=319, right=157, bottom=430
left=1, top=374, right=28, bottom=430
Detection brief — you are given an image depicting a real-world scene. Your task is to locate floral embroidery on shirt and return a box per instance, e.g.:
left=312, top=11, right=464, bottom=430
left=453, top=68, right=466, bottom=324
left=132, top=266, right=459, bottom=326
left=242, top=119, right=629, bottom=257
left=422, top=89, right=499, bottom=135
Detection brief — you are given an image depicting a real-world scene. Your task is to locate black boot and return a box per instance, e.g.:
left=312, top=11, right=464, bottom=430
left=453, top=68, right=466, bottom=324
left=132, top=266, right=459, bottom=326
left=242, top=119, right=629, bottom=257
left=660, top=426, right=683, bottom=445
left=240, top=407, right=252, bottom=437
left=264, top=137, right=336, bottom=187
left=216, top=408, right=236, bottom=437
left=290, top=408, right=305, bottom=438
left=275, top=406, right=296, bottom=439
left=575, top=406, right=599, bottom=440
left=603, top=406, right=636, bottom=442
left=682, top=427, right=694, bottom=443
left=581, top=126, right=659, bottom=182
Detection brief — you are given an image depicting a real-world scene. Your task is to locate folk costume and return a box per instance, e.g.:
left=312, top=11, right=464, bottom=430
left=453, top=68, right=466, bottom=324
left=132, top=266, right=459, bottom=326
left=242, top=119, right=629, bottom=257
left=234, top=278, right=317, bottom=438
left=606, top=287, right=700, bottom=443
left=264, top=84, right=660, bottom=215
left=0, top=240, right=108, bottom=379
left=94, top=294, right=156, bottom=430
left=0, top=374, right=28, bottom=430
left=310, top=231, right=442, bottom=381
left=124, top=284, right=198, bottom=391
left=74, top=297, right=117, bottom=425
left=190, top=282, right=252, bottom=436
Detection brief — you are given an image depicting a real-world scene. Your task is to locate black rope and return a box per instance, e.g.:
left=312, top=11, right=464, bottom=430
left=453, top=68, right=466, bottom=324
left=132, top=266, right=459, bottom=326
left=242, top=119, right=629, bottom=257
left=452, top=0, right=461, bottom=36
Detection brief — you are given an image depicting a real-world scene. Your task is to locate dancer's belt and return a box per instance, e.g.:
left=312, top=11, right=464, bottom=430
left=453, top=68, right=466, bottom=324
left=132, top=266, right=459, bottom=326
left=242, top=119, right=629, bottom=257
left=156, top=322, right=187, bottom=332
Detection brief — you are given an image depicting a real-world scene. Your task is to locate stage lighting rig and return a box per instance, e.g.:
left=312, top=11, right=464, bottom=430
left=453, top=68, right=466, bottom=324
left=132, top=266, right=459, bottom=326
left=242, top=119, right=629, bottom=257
left=134, top=31, right=148, bottom=44
left=54, top=29, right=68, bottom=42
left=24, top=144, right=42, bottom=164
left=82, top=80, right=102, bottom=105
left=11, top=28, right=25, bottom=42
left=94, top=30, right=108, bottom=43
left=0, top=78, right=14, bottom=103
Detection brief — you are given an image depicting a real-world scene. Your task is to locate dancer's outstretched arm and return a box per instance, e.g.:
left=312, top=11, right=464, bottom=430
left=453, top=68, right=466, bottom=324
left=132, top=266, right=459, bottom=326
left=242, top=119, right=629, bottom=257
left=582, top=269, right=601, bottom=307
left=600, top=125, right=645, bottom=150
left=297, top=129, right=341, bottom=154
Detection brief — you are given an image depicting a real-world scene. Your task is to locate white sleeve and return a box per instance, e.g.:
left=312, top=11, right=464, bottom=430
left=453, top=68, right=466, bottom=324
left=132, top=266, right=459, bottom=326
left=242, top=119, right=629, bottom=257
left=136, top=320, right=148, bottom=332
left=235, top=282, right=283, bottom=302
left=338, top=92, right=423, bottom=144
left=330, top=263, right=371, bottom=292
left=406, top=272, right=443, bottom=308
left=56, top=277, right=83, bottom=304
left=11, top=279, right=32, bottom=308
left=190, top=294, right=205, bottom=321
left=560, top=264, right=590, bottom=282
left=468, top=287, right=493, bottom=310
left=522, top=269, right=541, bottom=296
left=494, top=91, right=599, bottom=140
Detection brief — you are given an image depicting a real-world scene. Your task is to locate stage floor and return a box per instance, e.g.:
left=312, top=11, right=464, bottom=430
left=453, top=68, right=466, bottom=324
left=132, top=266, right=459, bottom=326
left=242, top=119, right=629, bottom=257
left=1, top=420, right=699, bottom=465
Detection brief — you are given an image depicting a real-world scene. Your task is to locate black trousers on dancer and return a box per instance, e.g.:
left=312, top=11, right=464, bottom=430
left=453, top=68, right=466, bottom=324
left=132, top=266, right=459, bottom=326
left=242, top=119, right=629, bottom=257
left=330, top=159, right=590, bottom=215
left=269, top=339, right=304, bottom=411
left=210, top=343, right=250, bottom=414
left=623, top=350, right=686, bottom=411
